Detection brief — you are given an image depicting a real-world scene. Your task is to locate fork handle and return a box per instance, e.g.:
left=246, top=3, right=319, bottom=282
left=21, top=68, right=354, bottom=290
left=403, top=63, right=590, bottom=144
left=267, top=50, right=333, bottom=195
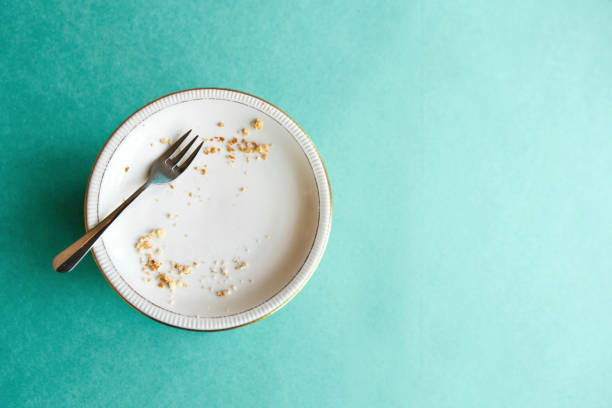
left=53, top=183, right=149, bottom=273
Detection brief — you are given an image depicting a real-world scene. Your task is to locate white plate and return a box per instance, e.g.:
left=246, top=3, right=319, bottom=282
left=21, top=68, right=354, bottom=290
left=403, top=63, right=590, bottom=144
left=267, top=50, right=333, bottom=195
left=85, top=88, right=331, bottom=331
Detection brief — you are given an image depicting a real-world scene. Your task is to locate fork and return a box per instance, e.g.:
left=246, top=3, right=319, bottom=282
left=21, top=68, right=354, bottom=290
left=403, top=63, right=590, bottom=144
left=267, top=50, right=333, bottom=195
left=52, top=130, right=203, bottom=273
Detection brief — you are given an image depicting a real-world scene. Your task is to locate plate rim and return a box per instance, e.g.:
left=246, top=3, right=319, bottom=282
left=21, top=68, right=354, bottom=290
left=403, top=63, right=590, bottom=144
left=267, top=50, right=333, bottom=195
left=84, top=87, right=332, bottom=331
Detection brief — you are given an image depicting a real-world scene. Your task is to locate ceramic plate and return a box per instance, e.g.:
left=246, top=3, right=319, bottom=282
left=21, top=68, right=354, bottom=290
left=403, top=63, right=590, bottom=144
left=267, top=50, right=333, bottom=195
left=85, top=88, right=331, bottom=331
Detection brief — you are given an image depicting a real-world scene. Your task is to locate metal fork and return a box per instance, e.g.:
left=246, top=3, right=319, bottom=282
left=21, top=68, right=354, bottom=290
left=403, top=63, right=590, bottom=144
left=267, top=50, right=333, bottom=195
left=53, top=130, right=203, bottom=273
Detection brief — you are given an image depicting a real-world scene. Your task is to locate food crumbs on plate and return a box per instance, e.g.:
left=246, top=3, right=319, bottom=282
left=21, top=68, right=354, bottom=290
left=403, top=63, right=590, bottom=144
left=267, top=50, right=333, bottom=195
left=201, top=169, right=206, bottom=175
left=227, top=155, right=235, bottom=160
left=169, top=184, right=174, bottom=189
left=216, top=289, right=229, bottom=297
left=251, top=118, right=263, bottom=130
left=152, top=229, right=165, bottom=238
left=217, top=122, right=225, bottom=127
left=146, top=254, right=162, bottom=271
left=193, top=166, right=198, bottom=170
left=155, top=248, right=163, bottom=256
left=159, top=273, right=178, bottom=291
left=124, top=166, right=130, bottom=172
left=235, top=262, right=248, bottom=270
left=248, top=279, right=254, bottom=284
left=160, top=138, right=169, bottom=144
left=221, top=267, right=227, bottom=276
left=173, top=262, right=193, bottom=276
left=241, top=128, right=249, bottom=136
left=239, top=187, right=245, bottom=192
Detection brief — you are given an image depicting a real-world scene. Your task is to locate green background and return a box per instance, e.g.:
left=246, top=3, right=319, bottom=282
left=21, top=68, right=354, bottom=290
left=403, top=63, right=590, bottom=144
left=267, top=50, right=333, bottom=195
left=2, top=0, right=612, bottom=406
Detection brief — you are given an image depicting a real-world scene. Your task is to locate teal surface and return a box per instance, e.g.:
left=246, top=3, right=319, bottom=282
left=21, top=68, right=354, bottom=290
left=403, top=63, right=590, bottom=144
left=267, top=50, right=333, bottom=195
left=2, top=0, right=612, bottom=406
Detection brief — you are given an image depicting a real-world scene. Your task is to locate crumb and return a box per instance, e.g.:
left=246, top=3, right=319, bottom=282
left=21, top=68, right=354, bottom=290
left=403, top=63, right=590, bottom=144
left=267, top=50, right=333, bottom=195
left=155, top=248, right=162, bottom=256
left=146, top=278, right=152, bottom=282
left=170, top=184, right=174, bottom=189
left=194, top=166, right=198, bottom=170
left=172, top=262, right=192, bottom=276
left=152, top=229, right=165, bottom=238
left=183, top=283, right=188, bottom=288
left=217, top=122, right=225, bottom=127
left=251, top=118, right=263, bottom=130
left=216, top=289, right=229, bottom=297
left=241, top=128, right=249, bottom=136
left=146, top=254, right=162, bottom=271
left=210, top=268, right=217, bottom=274
left=221, top=267, right=227, bottom=276
left=193, top=262, right=198, bottom=267
left=249, top=279, right=253, bottom=284
left=159, top=273, right=178, bottom=291
left=124, top=166, right=130, bottom=172
left=160, top=138, right=169, bottom=144
left=227, top=155, right=235, bottom=160
left=135, top=235, right=153, bottom=252
left=239, top=187, right=245, bottom=192
left=201, top=169, right=206, bottom=175
left=235, top=262, right=248, bottom=270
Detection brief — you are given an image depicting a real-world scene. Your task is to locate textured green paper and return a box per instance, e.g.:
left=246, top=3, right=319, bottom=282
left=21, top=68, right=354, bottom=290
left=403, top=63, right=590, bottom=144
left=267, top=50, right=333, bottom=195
left=2, top=0, right=612, bottom=406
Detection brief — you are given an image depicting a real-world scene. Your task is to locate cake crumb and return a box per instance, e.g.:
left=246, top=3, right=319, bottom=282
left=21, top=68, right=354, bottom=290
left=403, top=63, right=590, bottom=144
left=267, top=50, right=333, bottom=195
left=221, top=267, right=228, bottom=276
left=155, top=248, right=163, bottom=256
left=193, top=166, right=198, bottom=170
left=216, top=289, right=229, bottom=297
left=235, top=262, right=248, bottom=270
left=201, top=169, right=206, bottom=175
left=239, top=187, right=245, bottom=192
left=159, top=273, right=178, bottom=291
left=124, top=166, right=130, bottom=172
left=217, top=122, right=225, bottom=127
left=251, top=118, right=263, bottom=130
left=160, top=138, right=169, bottom=144
left=146, top=254, right=162, bottom=271
left=241, top=128, right=249, bottom=136
left=170, top=184, right=174, bottom=189
left=152, top=229, right=165, bottom=238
